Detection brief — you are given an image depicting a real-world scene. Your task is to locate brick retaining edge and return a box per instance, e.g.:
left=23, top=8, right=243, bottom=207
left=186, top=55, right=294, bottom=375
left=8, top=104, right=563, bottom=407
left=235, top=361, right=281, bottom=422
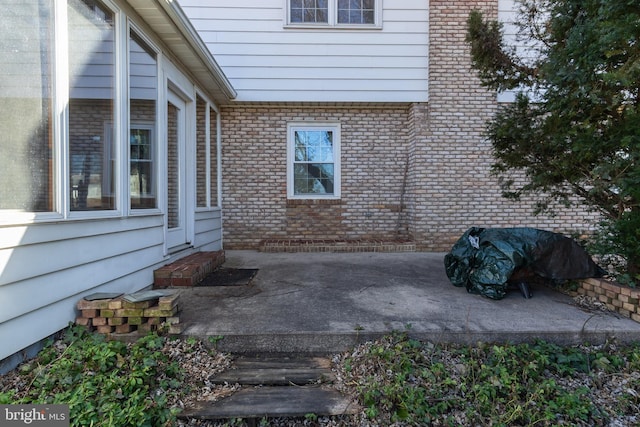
left=578, top=278, right=640, bottom=323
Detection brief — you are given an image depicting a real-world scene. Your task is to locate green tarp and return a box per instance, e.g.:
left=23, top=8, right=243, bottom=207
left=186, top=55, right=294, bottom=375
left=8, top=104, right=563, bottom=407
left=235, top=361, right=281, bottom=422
left=444, top=227, right=605, bottom=300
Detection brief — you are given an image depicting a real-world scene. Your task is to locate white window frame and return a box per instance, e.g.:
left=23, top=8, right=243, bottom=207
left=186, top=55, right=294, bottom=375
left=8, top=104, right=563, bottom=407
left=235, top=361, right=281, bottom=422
left=66, top=0, right=123, bottom=219
left=287, top=122, right=341, bottom=200
left=127, top=24, right=161, bottom=215
left=284, top=0, right=382, bottom=29
left=194, top=90, right=222, bottom=212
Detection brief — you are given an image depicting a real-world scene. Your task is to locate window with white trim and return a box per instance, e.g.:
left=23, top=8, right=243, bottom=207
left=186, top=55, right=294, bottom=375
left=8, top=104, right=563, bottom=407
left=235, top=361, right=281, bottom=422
left=195, top=94, right=220, bottom=209
left=129, top=30, right=158, bottom=210
left=287, top=123, right=341, bottom=199
left=286, top=0, right=381, bottom=28
left=68, top=0, right=117, bottom=211
left=0, top=0, right=55, bottom=212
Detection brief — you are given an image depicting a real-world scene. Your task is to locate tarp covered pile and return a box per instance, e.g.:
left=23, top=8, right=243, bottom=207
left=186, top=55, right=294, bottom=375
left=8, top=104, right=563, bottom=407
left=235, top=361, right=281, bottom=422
left=444, top=227, right=606, bottom=299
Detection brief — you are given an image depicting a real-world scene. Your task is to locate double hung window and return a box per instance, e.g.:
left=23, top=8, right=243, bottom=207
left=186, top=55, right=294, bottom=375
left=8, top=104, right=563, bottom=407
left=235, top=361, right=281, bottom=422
left=287, top=123, right=341, bottom=199
left=287, top=0, right=380, bottom=27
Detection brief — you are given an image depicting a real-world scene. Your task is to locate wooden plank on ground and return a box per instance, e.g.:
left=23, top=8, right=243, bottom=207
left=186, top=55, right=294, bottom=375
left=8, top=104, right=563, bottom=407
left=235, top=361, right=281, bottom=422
left=210, top=356, right=335, bottom=385
left=178, top=386, right=360, bottom=420
left=211, top=367, right=334, bottom=385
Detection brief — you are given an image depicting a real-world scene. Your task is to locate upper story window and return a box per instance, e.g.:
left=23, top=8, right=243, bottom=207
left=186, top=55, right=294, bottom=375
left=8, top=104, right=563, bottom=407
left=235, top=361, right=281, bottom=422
left=290, top=0, right=328, bottom=24
left=287, top=0, right=381, bottom=28
left=337, top=0, right=375, bottom=24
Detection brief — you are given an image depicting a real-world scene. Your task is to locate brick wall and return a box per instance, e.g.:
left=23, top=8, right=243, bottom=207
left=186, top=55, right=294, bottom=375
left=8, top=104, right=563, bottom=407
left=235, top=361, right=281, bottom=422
left=218, top=1, right=599, bottom=250
left=220, top=105, right=412, bottom=248
left=414, top=0, right=599, bottom=251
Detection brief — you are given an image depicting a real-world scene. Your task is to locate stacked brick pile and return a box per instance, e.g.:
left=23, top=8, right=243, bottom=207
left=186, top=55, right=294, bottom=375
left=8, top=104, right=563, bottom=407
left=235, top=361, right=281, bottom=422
left=76, top=291, right=182, bottom=335
left=579, top=278, right=640, bottom=323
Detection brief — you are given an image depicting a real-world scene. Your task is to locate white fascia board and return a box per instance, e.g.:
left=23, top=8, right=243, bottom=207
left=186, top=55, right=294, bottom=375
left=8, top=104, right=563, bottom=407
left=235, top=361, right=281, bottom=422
left=147, top=0, right=237, bottom=101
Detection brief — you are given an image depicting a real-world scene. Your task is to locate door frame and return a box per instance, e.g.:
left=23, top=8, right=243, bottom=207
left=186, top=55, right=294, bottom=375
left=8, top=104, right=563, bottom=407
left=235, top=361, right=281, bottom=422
left=162, top=63, right=195, bottom=254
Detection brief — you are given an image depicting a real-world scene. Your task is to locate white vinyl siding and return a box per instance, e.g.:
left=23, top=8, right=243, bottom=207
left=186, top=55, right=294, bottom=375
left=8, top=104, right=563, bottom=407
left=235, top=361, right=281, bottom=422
left=498, top=0, right=518, bottom=102
left=178, top=0, right=429, bottom=102
left=0, top=216, right=165, bottom=360
left=497, top=0, right=541, bottom=102
left=0, top=0, right=227, bottom=364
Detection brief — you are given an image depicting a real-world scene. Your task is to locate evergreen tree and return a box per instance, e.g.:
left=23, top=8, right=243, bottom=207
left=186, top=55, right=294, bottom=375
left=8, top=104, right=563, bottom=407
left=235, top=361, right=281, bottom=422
left=466, top=0, right=640, bottom=276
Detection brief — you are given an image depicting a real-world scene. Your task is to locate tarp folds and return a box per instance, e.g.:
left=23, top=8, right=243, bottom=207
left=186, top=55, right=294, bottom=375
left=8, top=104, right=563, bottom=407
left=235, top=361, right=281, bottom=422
left=444, top=227, right=605, bottom=300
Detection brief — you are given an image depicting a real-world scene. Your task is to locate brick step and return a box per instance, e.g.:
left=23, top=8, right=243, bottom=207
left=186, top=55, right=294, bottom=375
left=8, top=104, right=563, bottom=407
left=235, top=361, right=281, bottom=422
left=179, top=355, right=359, bottom=421
left=154, top=251, right=225, bottom=288
left=260, top=239, right=416, bottom=253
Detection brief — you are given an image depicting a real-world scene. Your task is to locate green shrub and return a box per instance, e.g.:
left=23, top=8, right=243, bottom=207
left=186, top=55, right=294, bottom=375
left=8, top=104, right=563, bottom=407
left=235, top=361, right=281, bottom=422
left=345, top=333, right=639, bottom=426
left=1, top=325, right=181, bottom=427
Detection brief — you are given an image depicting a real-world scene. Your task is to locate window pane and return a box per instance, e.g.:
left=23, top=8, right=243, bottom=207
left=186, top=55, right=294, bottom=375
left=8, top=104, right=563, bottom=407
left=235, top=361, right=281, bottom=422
left=363, top=10, right=374, bottom=24
left=0, top=0, right=54, bottom=211
left=294, top=163, right=334, bottom=195
left=129, top=128, right=154, bottom=208
left=68, top=0, right=115, bottom=211
left=129, top=31, right=157, bottom=209
left=294, top=130, right=333, bottom=162
left=337, top=9, right=348, bottom=23
left=209, top=107, right=219, bottom=207
left=316, top=8, right=328, bottom=23
left=290, top=8, right=303, bottom=22
left=291, top=0, right=328, bottom=23
left=304, top=9, right=316, bottom=22
left=294, top=132, right=307, bottom=161
left=196, top=95, right=207, bottom=207
left=338, top=0, right=375, bottom=24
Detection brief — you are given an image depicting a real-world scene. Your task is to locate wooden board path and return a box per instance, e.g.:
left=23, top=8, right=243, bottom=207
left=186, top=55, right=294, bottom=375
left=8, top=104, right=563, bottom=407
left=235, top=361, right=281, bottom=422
left=178, top=355, right=360, bottom=421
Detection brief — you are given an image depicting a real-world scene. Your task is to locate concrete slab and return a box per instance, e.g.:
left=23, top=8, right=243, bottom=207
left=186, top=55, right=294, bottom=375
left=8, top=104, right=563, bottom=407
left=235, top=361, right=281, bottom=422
left=178, top=251, right=640, bottom=354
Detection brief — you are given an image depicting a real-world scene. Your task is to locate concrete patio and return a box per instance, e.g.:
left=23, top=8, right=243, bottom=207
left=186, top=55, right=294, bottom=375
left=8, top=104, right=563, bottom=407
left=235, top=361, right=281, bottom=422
left=177, top=250, right=640, bottom=354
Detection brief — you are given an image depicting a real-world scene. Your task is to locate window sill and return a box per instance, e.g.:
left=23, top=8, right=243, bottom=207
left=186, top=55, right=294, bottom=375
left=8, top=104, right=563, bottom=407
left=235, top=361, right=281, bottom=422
left=283, top=23, right=382, bottom=30
left=286, top=198, right=342, bottom=206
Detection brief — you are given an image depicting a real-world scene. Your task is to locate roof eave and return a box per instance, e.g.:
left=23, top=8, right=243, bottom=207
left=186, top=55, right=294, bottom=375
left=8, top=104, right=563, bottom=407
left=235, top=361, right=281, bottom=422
left=128, top=0, right=237, bottom=103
